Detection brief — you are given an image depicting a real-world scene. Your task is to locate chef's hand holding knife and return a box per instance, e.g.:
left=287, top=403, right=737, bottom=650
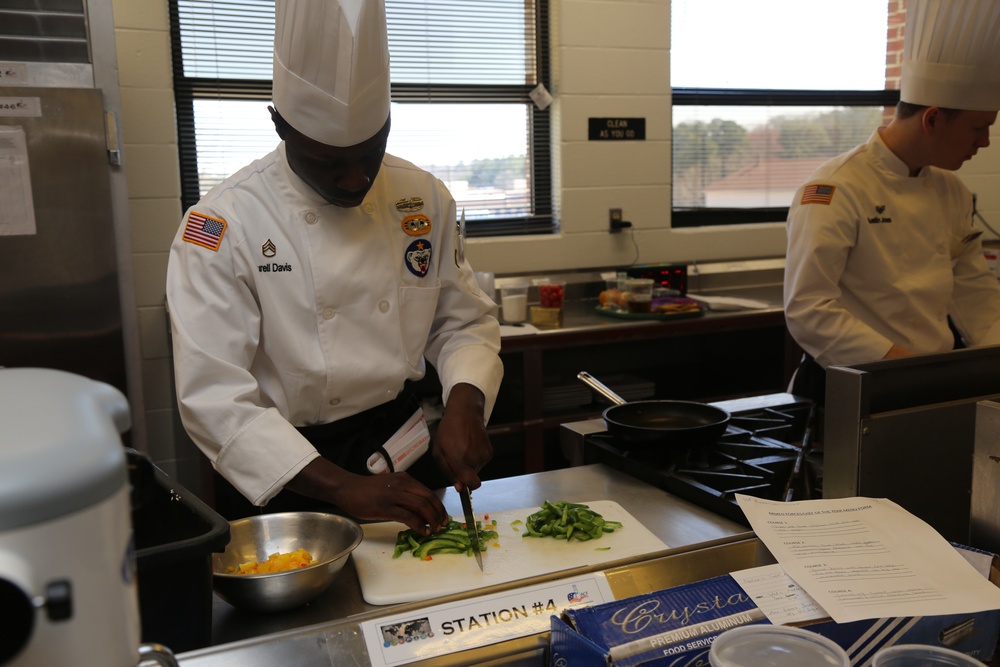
left=432, top=382, right=492, bottom=496
left=285, top=382, right=490, bottom=535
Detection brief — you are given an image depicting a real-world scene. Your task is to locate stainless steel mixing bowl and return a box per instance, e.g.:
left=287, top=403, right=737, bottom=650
left=211, top=511, right=363, bottom=612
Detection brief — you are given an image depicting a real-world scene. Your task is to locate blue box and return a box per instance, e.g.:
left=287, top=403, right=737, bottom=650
left=550, top=547, right=1000, bottom=666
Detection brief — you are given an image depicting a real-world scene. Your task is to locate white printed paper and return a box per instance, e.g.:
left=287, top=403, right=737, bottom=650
left=0, top=125, right=36, bottom=236
left=729, top=563, right=829, bottom=625
left=736, top=494, right=1000, bottom=624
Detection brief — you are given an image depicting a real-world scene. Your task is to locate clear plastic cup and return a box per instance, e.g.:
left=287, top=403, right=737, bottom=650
left=709, top=625, right=850, bottom=667
left=871, top=644, right=983, bottom=667
left=499, top=280, right=529, bottom=323
left=531, top=278, right=566, bottom=329
left=624, top=278, right=654, bottom=314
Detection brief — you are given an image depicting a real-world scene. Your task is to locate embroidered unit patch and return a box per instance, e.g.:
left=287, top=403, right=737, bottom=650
left=404, top=239, right=432, bottom=277
left=800, top=184, right=836, bottom=205
left=182, top=211, right=227, bottom=251
left=401, top=214, right=432, bottom=236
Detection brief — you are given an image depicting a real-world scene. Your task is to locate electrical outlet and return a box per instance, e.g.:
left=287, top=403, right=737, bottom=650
left=609, top=208, right=631, bottom=233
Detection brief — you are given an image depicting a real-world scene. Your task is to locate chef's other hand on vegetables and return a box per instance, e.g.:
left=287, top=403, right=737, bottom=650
left=285, top=458, right=450, bottom=535
left=432, top=383, right=492, bottom=494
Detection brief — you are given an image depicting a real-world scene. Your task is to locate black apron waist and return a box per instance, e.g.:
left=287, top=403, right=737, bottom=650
left=214, top=384, right=421, bottom=519
left=298, top=384, right=417, bottom=444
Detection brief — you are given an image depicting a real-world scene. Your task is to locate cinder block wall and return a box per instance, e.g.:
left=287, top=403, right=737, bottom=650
left=107, top=0, right=1000, bottom=489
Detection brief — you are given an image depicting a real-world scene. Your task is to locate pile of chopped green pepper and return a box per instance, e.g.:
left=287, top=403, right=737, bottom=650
left=521, top=500, right=622, bottom=541
left=392, top=519, right=499, bottom=560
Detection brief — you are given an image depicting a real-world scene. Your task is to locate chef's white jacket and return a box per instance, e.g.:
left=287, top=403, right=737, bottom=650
left=784, top=130, right=1000, bottom=369
left=166, top=146, right=503, bottom=505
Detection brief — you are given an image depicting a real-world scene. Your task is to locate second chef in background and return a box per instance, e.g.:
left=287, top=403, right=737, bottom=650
left=784, top=0, right=1000, bottom=404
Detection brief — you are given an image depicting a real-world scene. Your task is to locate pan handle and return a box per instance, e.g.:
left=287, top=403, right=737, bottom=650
left=577, top=371, right=627, bottom=406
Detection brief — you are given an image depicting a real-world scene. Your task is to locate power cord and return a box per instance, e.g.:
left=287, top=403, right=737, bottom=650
left=625, top=226, right=640, bottom=266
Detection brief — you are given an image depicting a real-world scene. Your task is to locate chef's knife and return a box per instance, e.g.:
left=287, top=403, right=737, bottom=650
left=459, top=487, right=484, bottom=571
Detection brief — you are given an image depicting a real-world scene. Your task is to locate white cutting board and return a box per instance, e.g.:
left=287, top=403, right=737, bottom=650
left=352, top=500, right=669, bottom=605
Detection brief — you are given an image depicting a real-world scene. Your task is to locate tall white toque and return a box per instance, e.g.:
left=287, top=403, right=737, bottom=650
left=901, top=0, right=1000, bottom=111
left=272, top=0, right=391, bottom=147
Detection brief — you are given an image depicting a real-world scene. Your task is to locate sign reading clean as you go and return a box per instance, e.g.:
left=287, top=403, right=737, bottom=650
left=588, top=117, right=645, bottom=141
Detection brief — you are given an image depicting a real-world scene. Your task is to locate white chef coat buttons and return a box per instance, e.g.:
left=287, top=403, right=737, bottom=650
left=363, top=203, right=375, bottom=214
left=305, top=211, right=319, bottom=224
left=322, top=307, right=335, bottom=320
left=329, top=397, right=341, bottom=406
left=378, top=300, right=390, bottom=313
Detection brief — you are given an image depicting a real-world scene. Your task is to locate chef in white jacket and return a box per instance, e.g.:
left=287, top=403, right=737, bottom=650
left=166, top=0, right=503, bottom=533
left=784, top=0, right=1000, bottom=404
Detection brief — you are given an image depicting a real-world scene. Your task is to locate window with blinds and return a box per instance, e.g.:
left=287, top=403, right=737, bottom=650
left=170, top=0, right=552, bottom=236
left=670, top=0, right=901, bottom=227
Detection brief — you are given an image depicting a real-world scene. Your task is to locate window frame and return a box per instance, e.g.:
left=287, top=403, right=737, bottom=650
left=670, top=88, right=901, bottom=228
left=168, top=0, right=552, bottom=238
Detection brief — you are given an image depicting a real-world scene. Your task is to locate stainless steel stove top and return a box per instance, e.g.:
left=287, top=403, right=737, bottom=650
left=561, top=393, right=820, bottom=525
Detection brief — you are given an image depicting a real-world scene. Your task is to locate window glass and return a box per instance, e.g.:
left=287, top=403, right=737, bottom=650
left=387, top=0, right=535, bottom=85
left=671, top=0, right=896, bottom=223
left=173, top=0, right=549, bottom=235
left=673, top=105, right=887, bottom=209
left=387, top=103, right=532, bottom=219
left=177, top=0, right=274, bottom=79
left=192, top=100, right=276, bottom=194
left=671, top=0, right=889, bottom=90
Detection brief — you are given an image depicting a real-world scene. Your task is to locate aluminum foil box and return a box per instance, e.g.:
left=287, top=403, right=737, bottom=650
left=550, top=547, right=1000, bottom=667
left=552, top=574, right=766, bottom=667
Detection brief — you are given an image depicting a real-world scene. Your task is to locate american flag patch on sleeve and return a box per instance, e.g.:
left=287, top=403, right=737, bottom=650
left=182, top=211, right=228, bottom=251
left=800, top=184, right=836, bottom=205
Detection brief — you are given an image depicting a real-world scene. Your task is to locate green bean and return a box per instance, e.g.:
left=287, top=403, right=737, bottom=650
left=521, top=500, right=623, bottom=541
left=392, top=518, right=499, bottom=560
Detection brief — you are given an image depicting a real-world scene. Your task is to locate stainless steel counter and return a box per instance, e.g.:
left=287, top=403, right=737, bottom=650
left=502, top=283, right=785, bottom=340
left=201, top=464, right=749, bottom=652
left=176, top=438, right=1000, bottom=667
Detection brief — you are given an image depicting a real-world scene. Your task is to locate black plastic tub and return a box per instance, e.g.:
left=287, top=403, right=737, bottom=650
left=128, top=450, right=230, bottom=654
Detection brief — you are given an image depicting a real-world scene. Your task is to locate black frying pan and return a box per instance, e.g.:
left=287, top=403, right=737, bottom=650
left=577, top=371, right=731, bottom=447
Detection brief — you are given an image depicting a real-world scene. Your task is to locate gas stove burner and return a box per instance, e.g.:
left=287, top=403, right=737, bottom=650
left=582, top=399, right=821, bottom=526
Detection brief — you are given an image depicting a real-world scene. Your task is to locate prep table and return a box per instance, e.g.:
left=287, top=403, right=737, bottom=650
left=179, top=463, right=752, bottom=665
left=175, top=466, right=1000, bottom=667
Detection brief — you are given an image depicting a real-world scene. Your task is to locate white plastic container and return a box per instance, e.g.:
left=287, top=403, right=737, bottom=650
left=709, top=625, right=850, bottom=667
left=871, top=644, right=983, bottom=666
left=500, top=280, right=529, bottom=323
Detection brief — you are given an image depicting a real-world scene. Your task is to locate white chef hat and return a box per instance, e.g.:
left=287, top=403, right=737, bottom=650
left=272, top=0, right=391, bottom=147
left=901, top=0, right=1000, bottom=111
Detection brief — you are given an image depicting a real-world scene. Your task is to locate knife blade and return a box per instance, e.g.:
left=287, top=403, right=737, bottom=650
left=459, top=487, right=483, bottom=571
